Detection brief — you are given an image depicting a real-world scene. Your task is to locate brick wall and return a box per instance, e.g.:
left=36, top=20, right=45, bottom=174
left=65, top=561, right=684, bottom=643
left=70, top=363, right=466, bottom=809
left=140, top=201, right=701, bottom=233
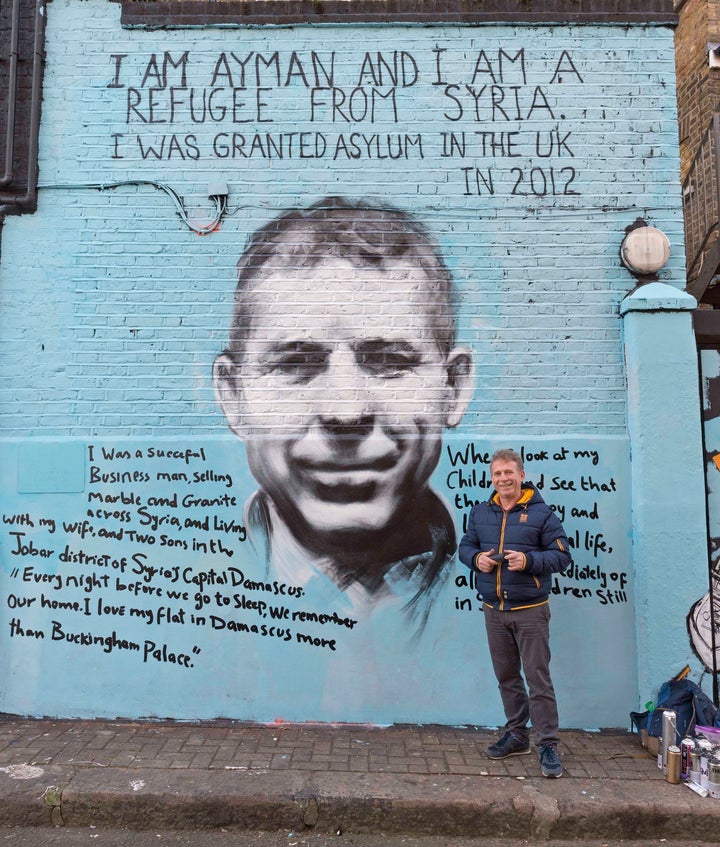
left=0, top=3, right=685, bottom=438
left=0, top=1, right=689, bottom=726
left=675, top=0, right=720, bottom=179
left=119, top=0, right=676, bottom=25
left=674, top=0, right=720, bottom=294
left=0, top=0, right=45, bottom=212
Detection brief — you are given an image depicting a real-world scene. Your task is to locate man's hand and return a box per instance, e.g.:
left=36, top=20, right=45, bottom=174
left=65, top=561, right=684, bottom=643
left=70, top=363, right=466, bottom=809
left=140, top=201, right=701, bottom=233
left=505, top=549, right=525, bottom=571
left=475, top=549, right=499, bottom=573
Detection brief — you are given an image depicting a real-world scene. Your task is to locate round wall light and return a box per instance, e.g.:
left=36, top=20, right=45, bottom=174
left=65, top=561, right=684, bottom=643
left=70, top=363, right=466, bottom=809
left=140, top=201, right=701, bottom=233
left=620, top=225, right=671, bottom=276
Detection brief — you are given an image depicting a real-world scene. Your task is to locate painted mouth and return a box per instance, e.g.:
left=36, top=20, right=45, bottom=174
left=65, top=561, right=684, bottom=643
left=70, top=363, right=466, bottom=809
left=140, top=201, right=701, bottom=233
left=298, top=453, right=398, bottom=472
left=294, top=457, right=399, bottom=503
left=295, top=451, right=399, bottom=481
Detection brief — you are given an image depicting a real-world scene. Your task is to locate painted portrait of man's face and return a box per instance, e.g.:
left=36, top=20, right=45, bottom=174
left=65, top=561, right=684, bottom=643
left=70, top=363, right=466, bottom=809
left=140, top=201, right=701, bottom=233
left=214, top=198, right=474, bottom=601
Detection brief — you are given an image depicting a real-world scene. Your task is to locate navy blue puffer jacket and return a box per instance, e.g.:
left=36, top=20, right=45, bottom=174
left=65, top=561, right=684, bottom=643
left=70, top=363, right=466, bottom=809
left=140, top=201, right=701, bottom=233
left=458, top=483, right=571, bottom=611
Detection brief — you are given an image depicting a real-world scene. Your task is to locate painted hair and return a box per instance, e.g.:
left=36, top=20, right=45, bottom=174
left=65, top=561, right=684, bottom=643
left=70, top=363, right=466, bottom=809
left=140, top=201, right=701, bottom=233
left=490, top=449, right=524, bottom=472
left=223, top=196, right=457, bottom=360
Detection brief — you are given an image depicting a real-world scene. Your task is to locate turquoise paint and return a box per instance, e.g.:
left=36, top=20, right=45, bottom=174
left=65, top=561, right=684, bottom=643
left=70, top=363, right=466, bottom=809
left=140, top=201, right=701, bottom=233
left=18, top=441, right=86, bottom=493
left=0, top=0, right=699, bottom=724
left=1, top=5, right=684, bottom=438
left=0, top=436, right=632, bottom=726
left=621, top=284, right=707, bottom=704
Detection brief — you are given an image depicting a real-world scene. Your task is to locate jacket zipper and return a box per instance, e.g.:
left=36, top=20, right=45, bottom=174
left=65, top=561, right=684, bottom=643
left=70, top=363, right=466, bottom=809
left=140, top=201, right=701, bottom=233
left=496, top=505, right=540, bottom=608
left=497, top=510, right=507, bottom=610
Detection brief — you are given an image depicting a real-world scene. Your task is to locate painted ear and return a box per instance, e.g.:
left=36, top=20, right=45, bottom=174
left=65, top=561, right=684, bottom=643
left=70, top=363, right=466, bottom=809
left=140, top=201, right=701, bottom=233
left=213, top=352, right=246, bottom=438
left=444, top=346, right=474, bottom=428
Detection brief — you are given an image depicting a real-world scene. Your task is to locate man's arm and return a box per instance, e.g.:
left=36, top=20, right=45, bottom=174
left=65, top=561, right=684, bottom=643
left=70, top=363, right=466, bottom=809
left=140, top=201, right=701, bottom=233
left=458, top=509, right=481, bottom=570
left=458, top=506, right=499, bottom=573
left=518, top=510, right=572, bottom=578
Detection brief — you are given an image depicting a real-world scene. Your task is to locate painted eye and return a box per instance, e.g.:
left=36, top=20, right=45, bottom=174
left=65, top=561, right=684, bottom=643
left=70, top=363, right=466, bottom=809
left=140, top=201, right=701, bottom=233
left=355, top=341, right=421, bottom=378
left=268, top=344, right=328, bottom=383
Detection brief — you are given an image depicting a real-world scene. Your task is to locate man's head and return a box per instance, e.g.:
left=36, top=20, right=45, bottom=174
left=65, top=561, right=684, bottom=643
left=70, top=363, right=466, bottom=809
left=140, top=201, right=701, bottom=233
left=214, top=197, right=474, bottom=556
left=490, top=449, right=526, bottom=504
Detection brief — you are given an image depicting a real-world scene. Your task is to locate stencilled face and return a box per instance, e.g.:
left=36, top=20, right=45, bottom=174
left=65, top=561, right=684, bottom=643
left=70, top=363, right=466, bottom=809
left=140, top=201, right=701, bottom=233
left=215, top=258, right=473, bottom=549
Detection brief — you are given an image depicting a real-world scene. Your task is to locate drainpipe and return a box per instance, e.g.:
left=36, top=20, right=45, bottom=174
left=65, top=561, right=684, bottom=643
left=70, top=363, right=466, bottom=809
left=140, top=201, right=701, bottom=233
left=0, top=0, right=46, bottom=216
left=0, top=0, right=21, bottom=188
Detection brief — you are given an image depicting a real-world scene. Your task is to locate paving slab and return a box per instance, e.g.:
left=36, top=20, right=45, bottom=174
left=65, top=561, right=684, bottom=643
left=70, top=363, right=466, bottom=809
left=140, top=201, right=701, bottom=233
left=0, top=718, right=718, bottom=840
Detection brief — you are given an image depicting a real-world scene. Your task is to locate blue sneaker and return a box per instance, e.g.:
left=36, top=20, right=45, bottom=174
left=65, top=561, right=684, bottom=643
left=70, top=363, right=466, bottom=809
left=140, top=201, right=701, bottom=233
left=486, top=730, right=531, bottom=759
left=539, top=744, right=563, bottom=778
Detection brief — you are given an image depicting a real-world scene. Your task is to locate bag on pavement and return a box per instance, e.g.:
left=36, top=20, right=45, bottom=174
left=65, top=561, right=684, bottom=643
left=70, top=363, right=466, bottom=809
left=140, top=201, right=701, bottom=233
left=646, top=678, right=717, bottom=740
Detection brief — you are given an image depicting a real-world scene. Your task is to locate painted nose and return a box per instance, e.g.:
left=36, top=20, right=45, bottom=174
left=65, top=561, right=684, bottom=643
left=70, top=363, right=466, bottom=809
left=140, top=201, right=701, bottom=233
left=321, top=413, right=375, bottom=440
left=316, top=348, right=375, bottom=436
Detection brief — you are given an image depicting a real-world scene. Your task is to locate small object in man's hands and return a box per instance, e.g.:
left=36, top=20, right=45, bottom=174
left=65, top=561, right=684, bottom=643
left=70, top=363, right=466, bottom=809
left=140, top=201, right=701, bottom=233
left=490, top=553, right=508, bottom=566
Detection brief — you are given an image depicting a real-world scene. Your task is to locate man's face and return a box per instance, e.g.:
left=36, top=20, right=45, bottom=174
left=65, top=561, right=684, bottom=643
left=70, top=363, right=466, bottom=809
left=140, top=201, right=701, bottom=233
left=215, top=258, right=473, bottom=546
left=490, top=459, right=525, bottom=504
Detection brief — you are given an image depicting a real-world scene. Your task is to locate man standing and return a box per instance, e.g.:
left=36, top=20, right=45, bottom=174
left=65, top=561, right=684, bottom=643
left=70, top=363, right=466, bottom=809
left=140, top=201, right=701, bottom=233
left=459, top=448, right=571, bottom=778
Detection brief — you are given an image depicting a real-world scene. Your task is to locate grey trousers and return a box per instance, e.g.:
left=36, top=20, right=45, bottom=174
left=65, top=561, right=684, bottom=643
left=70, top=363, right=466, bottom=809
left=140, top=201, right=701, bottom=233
left=483, top=603, right=559, bottom=748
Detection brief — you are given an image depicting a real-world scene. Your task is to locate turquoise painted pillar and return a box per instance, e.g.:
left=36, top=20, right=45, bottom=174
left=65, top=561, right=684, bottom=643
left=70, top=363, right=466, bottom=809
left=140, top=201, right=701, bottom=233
left=620, top=283, right=706, bottom=704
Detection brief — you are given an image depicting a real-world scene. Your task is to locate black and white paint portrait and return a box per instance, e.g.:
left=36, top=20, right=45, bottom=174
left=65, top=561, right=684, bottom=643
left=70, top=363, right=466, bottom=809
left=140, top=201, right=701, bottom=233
left=214, top=197, right=474, bottom=631
left=688, top=350, right=720, bottom=676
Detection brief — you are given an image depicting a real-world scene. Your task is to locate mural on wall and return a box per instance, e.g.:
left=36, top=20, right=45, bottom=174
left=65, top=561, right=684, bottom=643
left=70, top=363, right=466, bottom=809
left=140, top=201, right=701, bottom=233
left=0, top=3, right=685, bottom=725
left=0, top=436, right=632, bottom=724
left=213, top=198, right=474, bottom=636
left=689, top=348, right=720, bottom=678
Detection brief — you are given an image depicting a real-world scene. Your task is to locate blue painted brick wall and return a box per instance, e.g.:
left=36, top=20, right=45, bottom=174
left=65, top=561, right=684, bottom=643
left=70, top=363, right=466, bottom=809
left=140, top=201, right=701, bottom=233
left=0, top=3, right=684, bottom=438
left=0, top=2, right=695, bottom=726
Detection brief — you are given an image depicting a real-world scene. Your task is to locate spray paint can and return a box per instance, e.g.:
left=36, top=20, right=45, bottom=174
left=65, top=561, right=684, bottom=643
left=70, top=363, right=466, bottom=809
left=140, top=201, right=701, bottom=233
left=666, top=746, right=681, bottom=784
left=708, top=758, right=720, bottom=799
left=661, top=710, right=677, bottom=774
left=681, top=738, right=695, bottom=780
left=698, top=739, right=713, bottom=791
left=690, top=748, right=702, bottom=785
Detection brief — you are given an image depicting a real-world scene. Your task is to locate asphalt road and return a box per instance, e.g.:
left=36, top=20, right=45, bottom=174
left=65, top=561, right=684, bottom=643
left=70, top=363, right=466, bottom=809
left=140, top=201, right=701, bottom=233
left=0, top=831, right=716, bottom=847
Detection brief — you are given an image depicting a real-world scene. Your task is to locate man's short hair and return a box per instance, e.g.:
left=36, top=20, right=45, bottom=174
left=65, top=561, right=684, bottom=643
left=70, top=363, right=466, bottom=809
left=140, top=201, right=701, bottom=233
left=490, top=449, right=524, bottom=472
left=224, top=196, right=457, bottom=360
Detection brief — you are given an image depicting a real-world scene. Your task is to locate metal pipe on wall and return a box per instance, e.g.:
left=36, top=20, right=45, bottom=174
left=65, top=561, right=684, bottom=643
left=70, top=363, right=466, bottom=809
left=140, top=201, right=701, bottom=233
left=0, top=0, right=22, bottom=188
left=0, top=0, right=46, bottom=215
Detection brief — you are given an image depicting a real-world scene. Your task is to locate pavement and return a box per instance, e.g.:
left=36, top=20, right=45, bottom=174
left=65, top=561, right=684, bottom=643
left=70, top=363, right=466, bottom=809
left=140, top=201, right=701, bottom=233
left=0, top=717, right=719, bottom=841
